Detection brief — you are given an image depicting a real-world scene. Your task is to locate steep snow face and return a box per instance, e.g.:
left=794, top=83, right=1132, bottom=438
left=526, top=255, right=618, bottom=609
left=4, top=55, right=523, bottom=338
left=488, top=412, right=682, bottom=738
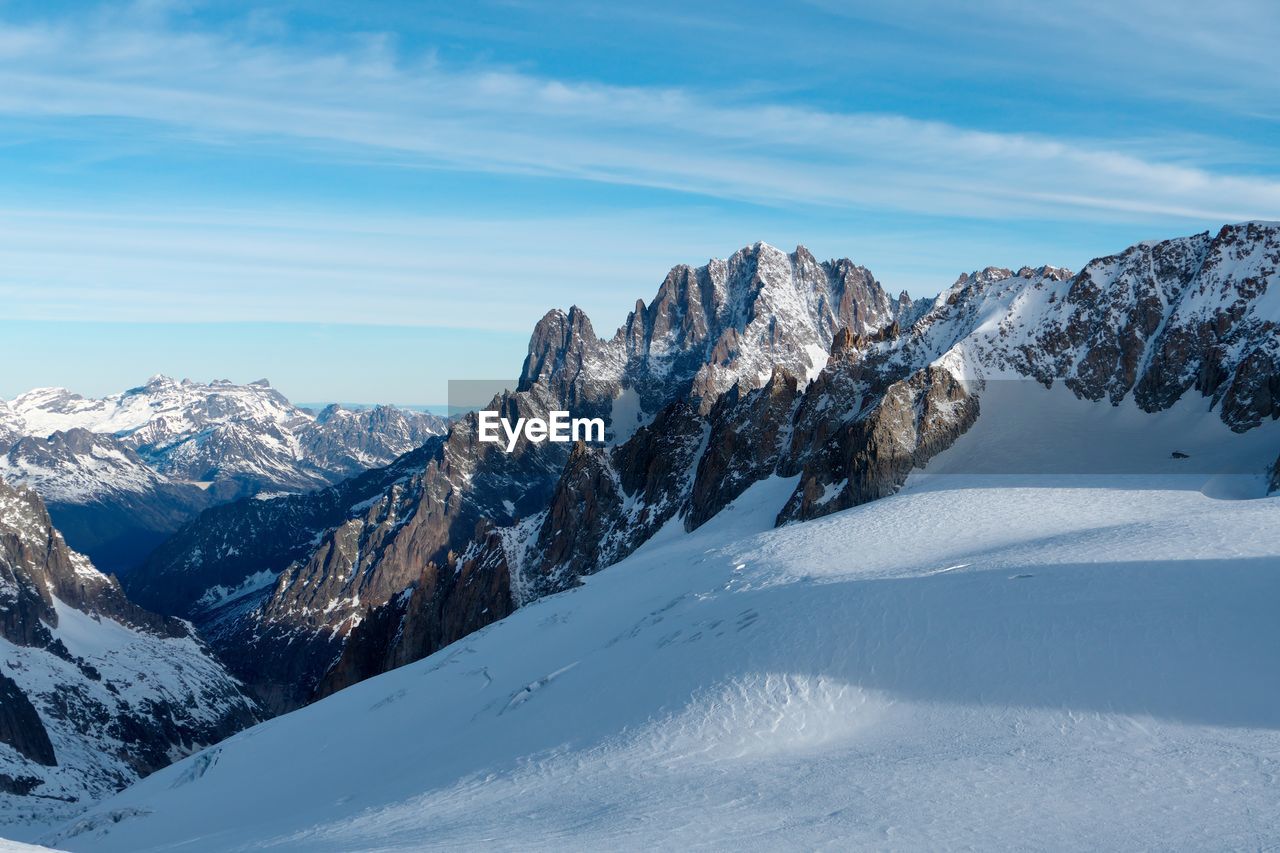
left=35, top=471, right=1280, bottom=851
left=0, top=480, right=257, bottom=830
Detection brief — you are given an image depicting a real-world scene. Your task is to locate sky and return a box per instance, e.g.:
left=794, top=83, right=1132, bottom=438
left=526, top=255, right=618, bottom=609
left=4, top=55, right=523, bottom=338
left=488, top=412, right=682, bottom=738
left=1, top=0, right=1278, bottom=404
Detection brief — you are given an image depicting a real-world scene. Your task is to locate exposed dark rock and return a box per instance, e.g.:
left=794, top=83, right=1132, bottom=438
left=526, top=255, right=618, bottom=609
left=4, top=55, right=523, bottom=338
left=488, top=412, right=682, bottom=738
left=519, top=307, right=615, bottom=416
left=779, top=365, right=979, bottom=522
left=688, top=367, right=800, bottom=530
left=0, top=670, right=55, bottom=767
left=524, top=398, right=708, bottom=600
left=316, top=521, right=516, bottom=701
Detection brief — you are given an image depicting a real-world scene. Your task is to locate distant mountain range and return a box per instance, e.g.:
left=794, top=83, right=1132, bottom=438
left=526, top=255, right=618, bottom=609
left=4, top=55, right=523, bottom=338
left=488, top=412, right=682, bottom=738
left=118, top=222, right=1279, bottom=715
left=0, top=378, right=446, bottom=572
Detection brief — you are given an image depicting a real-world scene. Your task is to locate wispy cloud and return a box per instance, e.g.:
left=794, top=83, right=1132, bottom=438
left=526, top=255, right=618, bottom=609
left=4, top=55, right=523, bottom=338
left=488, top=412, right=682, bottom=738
left=801, top=0, right=1280, bottom=120
left=0, top=10, right=1276, bottom=224
left=0, top=205, right=747, bottom=330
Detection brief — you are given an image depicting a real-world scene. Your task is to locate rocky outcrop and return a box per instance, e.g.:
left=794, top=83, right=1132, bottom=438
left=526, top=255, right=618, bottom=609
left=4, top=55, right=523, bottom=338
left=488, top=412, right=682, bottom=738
left=316, top=521, right=516, bottom=701
left=525, top=442, right=624, bottom=594
left=527, top=398, right=708, bottom=599
left=687, top=367, right=800, bottom=529
left=779, top=365, right=979, bottom=521
left=519, top=306, right=619, bottom=415
left=0, top=671, right=55, bottom=768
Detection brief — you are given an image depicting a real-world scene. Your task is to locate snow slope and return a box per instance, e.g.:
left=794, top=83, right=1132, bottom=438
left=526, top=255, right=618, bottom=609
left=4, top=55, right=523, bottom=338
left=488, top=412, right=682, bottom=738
left=29, top=450, right=1280, bottom=850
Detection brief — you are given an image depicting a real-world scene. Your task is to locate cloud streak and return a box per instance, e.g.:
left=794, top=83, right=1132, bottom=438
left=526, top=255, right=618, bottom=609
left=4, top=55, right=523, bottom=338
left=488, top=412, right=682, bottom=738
left=0, top=11, right=1277, bottom=224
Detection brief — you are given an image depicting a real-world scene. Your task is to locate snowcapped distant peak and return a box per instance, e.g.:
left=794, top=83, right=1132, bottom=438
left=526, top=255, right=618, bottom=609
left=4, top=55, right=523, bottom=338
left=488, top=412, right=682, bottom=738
left=1, top=377, right=448, bottom=569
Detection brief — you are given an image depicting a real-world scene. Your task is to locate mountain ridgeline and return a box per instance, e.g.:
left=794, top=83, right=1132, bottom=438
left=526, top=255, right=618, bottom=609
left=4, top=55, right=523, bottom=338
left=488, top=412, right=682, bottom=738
left=0, top=379, right=447, bottom=573
left=125, top=223, right=1280, bottom=715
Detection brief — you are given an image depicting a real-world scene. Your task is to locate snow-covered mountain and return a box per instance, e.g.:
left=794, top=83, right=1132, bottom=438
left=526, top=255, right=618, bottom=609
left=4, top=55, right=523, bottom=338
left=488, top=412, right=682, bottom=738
left=0, top=378, right=446, bottom=572
left=121, top=223, right=1279, bottom=720
left=33, top=462, right=1280, bottom=850
left=0, top=431, right=213, bottom=577
left=0, top=478, right=258, bottom=831
left=123, top=245, right=921, bottom=713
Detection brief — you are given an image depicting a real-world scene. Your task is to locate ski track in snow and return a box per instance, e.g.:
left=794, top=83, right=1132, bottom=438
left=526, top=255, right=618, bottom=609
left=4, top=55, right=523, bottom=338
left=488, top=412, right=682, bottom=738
left=19, top=468, right=1280, bottom=851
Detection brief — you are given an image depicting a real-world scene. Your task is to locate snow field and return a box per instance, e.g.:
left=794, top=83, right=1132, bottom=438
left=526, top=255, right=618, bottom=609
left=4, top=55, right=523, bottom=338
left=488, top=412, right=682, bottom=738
left=31, top=465, right=1280, bottom=851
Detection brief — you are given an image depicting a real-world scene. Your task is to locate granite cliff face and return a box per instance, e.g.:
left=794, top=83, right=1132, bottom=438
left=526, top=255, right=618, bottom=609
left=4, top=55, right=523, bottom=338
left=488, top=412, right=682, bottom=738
left=127, top=224, right=1280, bottom=716
left=0, top=378, right=446, bottom=572
left=517, top=243, right=923, bottom=418
left=0, top=478, right=257, bottom=828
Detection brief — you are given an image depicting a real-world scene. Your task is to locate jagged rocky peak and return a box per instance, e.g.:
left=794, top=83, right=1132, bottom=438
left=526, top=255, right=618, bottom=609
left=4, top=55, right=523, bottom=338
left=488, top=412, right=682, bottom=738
left=518, top=306, right=619, bottom=413
left=519, top=241, right=910, bottom=421
left=616, top=241, right=905, bottom=412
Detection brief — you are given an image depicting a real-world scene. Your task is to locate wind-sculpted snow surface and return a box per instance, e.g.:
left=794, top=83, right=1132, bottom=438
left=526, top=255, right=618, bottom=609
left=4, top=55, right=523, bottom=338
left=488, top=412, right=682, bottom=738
left=32, top=468, right=1280, bottom=851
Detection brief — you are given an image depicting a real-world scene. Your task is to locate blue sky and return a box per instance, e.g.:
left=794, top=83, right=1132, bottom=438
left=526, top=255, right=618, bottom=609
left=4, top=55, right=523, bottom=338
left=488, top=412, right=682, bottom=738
left=2, top=0, right=1277, bottom=403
